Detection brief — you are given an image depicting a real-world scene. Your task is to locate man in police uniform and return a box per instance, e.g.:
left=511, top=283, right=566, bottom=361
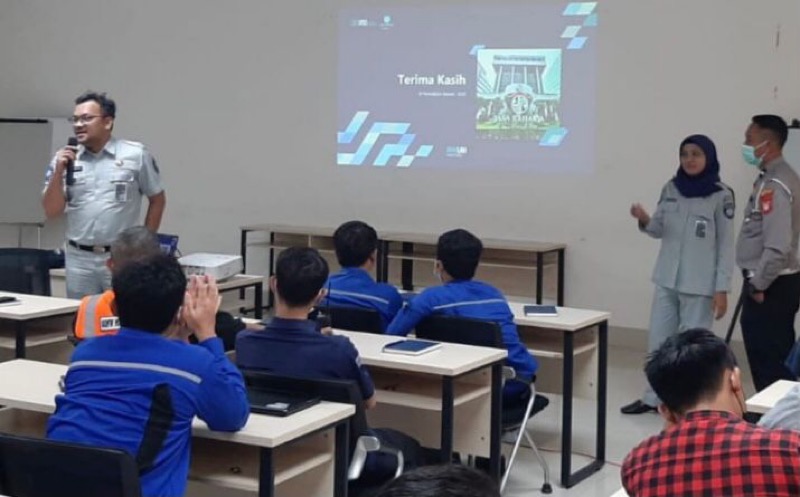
left=42, top=91, right=166, bottom=299
left=736, top=114, right=800, bottom=392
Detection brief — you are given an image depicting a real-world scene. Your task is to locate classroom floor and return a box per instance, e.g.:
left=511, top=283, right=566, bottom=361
left=503, top=342, right=756, bottom=497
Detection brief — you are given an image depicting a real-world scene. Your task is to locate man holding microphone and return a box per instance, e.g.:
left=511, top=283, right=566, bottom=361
left=42, top=91, right=166, bottom=298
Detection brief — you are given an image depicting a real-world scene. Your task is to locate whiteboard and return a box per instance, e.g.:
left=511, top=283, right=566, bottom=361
left=786, top=128, right=800, bottom=168
left=0, top=120, right=53, bottom=224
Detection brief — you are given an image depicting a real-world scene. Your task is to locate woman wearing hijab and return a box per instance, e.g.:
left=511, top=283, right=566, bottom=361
left=622, top=134, right=736, bottom=414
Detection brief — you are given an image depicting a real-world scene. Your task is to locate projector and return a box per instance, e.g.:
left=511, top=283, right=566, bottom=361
left=178, top=253, right=243, bottom=281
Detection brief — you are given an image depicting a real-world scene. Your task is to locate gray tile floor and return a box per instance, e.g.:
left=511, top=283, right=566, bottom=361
left=503, top=342, right=755, bottom=497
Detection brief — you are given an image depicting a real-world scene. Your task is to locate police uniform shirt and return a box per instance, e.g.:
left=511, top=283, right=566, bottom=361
left=47, top=328, right=249, bottom=497
left=236, top=317, right=375, bottom=400
left=643, top=180, right=735, bottom=296
left=323, top=267, right=404, bottom=330
left=386, top=280, right=538, bottom=382
left=736, top=157, right=800, bottom=291
left=43, top=138, right=164, bottom=245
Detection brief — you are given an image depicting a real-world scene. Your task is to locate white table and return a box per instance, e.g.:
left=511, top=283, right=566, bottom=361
left=509, top=303, right=611, bottom=488
left=0, top=360, right=354, bottom=497
left=746, top=379, right=799, bottom=414
left=51, top=270, right=266, bottom=320
left=0, top=292, right=79, bottom=358
left=337, top=329, right=507, bottom=481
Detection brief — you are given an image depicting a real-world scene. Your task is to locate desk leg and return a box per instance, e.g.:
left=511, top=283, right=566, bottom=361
left=489, top=362, right=503, bottom=482
left=557, top=248, right=565, bottom=306
left=254, top=282, right=264, bottom=320
left=268, top=232, right=275, bottom=309
left=596, top=321, right=608, bottom=463
left=239, top=229, right=249, bottom=300
left=259, top=447, right=275, bottom=497
left=334, top=421, right=350, bottom=497
left=536, top=252, right=544, bottom=304
left=440, top=377, right=454, bottom=463
left=401, top=242, right=414, bottom=291
left=560, top=326, right=606, bottom=487
left=15, top=322, right=25, bottom=359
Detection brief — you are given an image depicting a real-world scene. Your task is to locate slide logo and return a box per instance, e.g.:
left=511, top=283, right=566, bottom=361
left=337, top=111, right=433, bottom=168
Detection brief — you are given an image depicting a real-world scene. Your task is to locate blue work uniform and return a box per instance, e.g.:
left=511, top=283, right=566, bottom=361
left=386, top=280, right=538, bottom=402
left=236, top=317, right=375, bottom=400
left=47, top=328, right=250, bottom=497
left=43, top=138, right=165, bottom=298
left=640, top=180, right=735, bottom=406
left=322, top=267, right=403, bottom=331
left=236, top=318, right=424, bottom=483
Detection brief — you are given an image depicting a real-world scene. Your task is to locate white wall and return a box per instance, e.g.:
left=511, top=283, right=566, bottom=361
left=0, top=0, right=798, bottom=332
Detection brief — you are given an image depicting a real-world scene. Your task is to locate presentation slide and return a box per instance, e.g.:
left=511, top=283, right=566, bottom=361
left=337, top=2, right=598, bottom=172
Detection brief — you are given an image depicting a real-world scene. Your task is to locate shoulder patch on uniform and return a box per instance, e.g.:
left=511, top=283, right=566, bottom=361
left=724, top=200, right=735, bottom=219
left=100, top=316, right=120, bottom=331
left=760, top=188, right=774, bottom=215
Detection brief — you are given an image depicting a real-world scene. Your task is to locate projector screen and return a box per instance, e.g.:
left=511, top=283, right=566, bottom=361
left=337, top=2, right=598, bottom=172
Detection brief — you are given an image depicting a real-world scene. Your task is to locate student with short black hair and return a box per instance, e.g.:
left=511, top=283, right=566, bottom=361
left=622, top=329, right=800, bottom=497
left=387, top=229, right=542, bottom=415
left=236, top=247, right=424, bottom=483
left=375, top=464, right=500, bottom=497
left=48, top=255, right=249, bottom=497
left=323, top=220, right=403, bottom=329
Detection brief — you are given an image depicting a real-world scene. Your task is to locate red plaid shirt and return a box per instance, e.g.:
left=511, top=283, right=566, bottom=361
left=622, top=410, right=800, bottom=497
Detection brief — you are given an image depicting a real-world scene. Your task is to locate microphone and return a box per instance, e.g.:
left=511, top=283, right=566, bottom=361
left=65, top=137, right=78, bottom=186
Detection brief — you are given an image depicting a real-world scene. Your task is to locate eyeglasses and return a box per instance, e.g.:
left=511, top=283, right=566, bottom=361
left=69, top=114, right=103, bottom=125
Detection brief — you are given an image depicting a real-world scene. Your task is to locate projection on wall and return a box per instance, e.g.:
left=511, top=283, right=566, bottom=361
left=337, top=2, right=598, bottom=172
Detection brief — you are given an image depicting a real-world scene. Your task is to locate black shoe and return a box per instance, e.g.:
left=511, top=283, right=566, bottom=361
left=620, top=400, right=657, bottom=414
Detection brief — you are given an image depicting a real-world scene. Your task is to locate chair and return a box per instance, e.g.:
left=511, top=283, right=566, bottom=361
left=0, top=248, right=52, bottom=296
left=415, top=315, right=552, bottom=494
left=0, top=432, right=141, bottom=497
left=241, top=370, right=404, bottom=491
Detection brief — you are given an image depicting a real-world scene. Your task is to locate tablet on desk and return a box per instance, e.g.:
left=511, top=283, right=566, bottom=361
left=523, top=305, right=558, bottom=317
left=247, top=389, right=320, bottom=417
left=382, top=339, right=442, bottom=356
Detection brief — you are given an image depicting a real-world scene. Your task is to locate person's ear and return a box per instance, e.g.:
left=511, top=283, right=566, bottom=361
left=730, top=367, right=743, bottom=396
left=103, top=116, right=114, bottom=132
left=106, top=258, right=114, bottom=271
left=316, top=288, right=328, bottom=304
left=269, top=275, right=278, bottom=295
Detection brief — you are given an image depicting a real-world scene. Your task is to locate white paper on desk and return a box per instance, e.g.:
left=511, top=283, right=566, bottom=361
left=0, top=300, right=21, bottom=307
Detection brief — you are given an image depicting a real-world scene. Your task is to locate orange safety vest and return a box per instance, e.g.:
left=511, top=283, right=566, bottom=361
left=74, top=290, right=119, bottom=339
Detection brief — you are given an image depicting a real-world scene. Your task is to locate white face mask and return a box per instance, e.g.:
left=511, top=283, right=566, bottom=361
left=433, top=264, right=443, bottom=282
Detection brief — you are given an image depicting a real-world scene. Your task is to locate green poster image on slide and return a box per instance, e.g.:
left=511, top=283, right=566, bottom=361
left=476, top=49, right=562, bottom=141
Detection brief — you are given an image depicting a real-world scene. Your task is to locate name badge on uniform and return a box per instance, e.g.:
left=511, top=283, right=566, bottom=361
left=100, top=316, right=120, bottom=331
left=695, top=219, right=707, bottom=239
left=114, top=183, right=129, bottom=203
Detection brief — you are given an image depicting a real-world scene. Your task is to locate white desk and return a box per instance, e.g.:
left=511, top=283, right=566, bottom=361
left=51, top=270, right=266, bottom=320
left=509, top=303, right=611, bottom=488
left=610, top=488, right=630, bottom=497
left=0, top=292, right=79, bottom=358
left=0, top=360, right=354, bottom=497
left=746, top=380, right=799, bottom=414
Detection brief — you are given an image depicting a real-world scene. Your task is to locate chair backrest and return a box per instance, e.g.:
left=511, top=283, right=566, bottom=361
left=0, top=432, right=141, bottom=497
left=415, top=315, right=504, bottom=349
left=241, top=370, right=369, bottom=452
left=0, top=248, right=52, bottom=296
left=328, top=305, right=383, bottom=334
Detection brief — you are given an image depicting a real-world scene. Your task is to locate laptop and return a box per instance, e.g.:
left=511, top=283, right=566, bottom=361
left=247, top=388, right=321, bottom=417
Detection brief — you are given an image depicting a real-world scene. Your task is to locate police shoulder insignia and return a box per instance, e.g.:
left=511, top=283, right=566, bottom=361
left=760, top=188, right=774, bottom=215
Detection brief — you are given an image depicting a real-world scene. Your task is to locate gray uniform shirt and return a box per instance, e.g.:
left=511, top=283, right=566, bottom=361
left=735, top=157, right=800, bottom=291
left=43, top=138, right=164, bottom=245
left=642, top=180, right=735, bottom=297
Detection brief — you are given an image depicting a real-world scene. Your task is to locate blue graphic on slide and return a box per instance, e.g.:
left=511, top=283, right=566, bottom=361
left=337, top=111, right=433, bottom=167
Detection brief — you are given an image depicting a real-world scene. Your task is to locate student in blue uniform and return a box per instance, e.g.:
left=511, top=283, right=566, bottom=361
left=236, top=247, right=424, bottom=484
left=386, top=229, right=543, bottom=414
left=47, top=255, right=250, bottom=497
left=622, top=134, right=735, bottom=414
left=322, top=220, right=403, bottom=330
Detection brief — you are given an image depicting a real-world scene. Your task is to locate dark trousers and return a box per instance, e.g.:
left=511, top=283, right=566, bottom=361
left=741, top=273, right=800, bottom=391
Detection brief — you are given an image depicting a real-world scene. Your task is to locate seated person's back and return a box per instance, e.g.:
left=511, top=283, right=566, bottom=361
left=48, top=255, right=250, bottom=497
left=386, top=229, right=538, bottom=406
left=236, top=247, right=423, bottom=483
left=622, top=329, right=800, bottom=497
left=322, top=220, right=402, bottom=330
